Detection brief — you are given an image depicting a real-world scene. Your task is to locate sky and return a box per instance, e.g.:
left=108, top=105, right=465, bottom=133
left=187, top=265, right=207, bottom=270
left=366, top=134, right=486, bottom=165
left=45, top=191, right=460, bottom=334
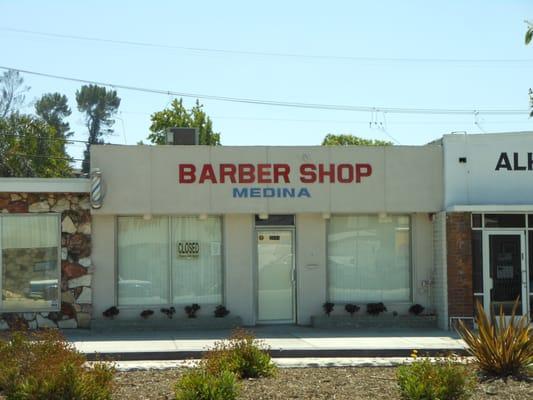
left=1, top=0, right=532, bottom=164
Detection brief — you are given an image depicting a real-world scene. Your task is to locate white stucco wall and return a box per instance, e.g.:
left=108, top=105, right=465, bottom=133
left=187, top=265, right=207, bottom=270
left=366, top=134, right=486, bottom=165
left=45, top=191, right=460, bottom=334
left=91, top=145, right=443, bottom=215
left=432, top=212, right=448, bottom=329
left=224, top=214, right=255, bottom=325
left=295, top=214, right=327, bottom=325
left=443, top=132, right=533, bottom=208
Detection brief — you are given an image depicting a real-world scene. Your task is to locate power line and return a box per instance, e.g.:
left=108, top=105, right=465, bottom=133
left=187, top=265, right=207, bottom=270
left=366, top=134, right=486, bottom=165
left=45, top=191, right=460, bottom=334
left=0, top=66, right=529, bottom=116
left=2, top=26, right=532, bottom=65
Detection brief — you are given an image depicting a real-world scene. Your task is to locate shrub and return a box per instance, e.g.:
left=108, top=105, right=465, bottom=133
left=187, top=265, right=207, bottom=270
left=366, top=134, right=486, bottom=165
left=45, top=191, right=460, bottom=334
left=0, top=329, right=114, bottom=400
left=175, top=368, right=239, bottom=400
left=203, top=328, right=276, bottom=379
left=456, top=300, right=533, bottom=377
left=397, top=354, right=476, bottom=400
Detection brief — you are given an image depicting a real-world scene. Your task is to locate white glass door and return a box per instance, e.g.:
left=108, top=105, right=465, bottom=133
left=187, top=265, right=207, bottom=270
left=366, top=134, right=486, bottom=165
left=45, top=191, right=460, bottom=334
left=483, top=231, right=527, bottom=316
left=256, top=230, right=295, bottom=323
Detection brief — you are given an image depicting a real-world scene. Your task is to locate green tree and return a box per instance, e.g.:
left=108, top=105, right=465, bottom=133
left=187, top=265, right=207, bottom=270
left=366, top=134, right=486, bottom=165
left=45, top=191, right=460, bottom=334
left=148, top=98, right=221, bottom=145
left=0, top=69, right=30, bottom=118
left=322, top=134, right=393, bottom=146
left=525, top=20, right=533, bottom=45
left=0, top=114, right=72, bottom=177
left=76, top=84, right=121, bottom=173
left=35, top=92, right=73, bottom=151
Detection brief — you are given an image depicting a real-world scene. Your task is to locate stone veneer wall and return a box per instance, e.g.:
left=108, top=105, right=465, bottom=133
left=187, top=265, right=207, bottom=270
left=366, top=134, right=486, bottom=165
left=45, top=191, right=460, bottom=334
left=446, top=212, right=474, bottom=322
left=0, top=192, right=91, bottom=330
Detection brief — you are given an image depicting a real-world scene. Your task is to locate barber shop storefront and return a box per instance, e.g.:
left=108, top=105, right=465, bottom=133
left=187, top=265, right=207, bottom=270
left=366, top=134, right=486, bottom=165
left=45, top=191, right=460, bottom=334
left=87, top=144, right=441, bottom=328
left=0, top=132, right=532, bottom=331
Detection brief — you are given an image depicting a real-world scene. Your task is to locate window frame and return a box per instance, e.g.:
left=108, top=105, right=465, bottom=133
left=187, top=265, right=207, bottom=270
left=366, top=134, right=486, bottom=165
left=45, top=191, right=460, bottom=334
left=326, top=213, right=413, bottom=304
left=115, top=215, right=225, bottom=308
left=0, top=213, right=61, bottom=313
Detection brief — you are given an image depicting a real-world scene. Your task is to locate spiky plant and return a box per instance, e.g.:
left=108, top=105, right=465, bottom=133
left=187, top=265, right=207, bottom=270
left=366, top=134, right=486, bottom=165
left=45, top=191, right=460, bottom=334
left=456, top=300, right=533, bottom=377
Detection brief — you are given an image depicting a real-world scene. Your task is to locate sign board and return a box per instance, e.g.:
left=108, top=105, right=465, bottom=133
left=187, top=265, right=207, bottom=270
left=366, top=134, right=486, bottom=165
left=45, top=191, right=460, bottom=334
left=177, top=241, right=200, bottom=257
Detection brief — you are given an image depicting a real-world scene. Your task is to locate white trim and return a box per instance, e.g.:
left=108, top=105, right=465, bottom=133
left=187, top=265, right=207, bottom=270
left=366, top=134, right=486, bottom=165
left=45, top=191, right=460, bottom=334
left=448, top=204, right=533, bottom=212
left=0, top=178, right=89, bottom=193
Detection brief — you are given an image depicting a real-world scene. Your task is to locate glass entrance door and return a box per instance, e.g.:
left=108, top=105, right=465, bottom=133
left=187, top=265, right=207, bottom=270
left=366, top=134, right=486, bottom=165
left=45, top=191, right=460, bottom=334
left=483, top=231, right=527, bottom=316
left=256, top=230, right=295, bottom=323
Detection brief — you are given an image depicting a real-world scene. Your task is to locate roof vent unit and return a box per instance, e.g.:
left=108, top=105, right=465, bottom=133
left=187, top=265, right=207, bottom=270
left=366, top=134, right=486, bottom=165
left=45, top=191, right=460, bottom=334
left=166, top=127, right=199, bottom=145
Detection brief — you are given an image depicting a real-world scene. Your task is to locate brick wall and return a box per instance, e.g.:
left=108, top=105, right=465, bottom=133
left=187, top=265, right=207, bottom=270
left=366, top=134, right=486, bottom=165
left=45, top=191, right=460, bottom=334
left=446, top=212, right=474, bottom=320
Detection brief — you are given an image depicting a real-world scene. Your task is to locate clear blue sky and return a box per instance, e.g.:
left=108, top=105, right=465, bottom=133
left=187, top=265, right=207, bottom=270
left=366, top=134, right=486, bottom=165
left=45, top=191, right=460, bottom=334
left=1, top=0, right=532, bottom=163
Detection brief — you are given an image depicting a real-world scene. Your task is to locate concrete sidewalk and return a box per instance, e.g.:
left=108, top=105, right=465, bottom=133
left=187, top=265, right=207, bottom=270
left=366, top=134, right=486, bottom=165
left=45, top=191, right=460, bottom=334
left=65, top=326, right=467, bottom=360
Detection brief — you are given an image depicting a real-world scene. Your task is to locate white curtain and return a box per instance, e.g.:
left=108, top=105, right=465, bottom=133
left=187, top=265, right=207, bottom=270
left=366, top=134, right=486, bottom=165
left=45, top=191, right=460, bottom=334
left=328, top=215, right=411, bottom=303
left=171, top=216, right=222, bottom=304
left=117, top=217, right=169, bottom=305
left=2, top=215, right=59, bottom=249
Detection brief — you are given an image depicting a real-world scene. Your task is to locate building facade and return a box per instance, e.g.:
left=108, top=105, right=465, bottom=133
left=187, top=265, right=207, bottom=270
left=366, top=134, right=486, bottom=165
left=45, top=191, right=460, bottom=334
left=0, top=132, right=531, bottom=330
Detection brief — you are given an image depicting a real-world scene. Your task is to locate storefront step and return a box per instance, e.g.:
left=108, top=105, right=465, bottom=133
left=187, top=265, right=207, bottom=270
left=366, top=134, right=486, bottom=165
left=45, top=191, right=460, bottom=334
left=90, top=316, right=243, bottom=331
left=311, top=315, right=437, bottom=329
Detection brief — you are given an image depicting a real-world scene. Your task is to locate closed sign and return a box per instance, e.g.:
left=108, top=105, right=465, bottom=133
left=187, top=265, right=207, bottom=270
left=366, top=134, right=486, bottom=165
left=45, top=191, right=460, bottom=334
left=177, top=241, right=200, bottom=257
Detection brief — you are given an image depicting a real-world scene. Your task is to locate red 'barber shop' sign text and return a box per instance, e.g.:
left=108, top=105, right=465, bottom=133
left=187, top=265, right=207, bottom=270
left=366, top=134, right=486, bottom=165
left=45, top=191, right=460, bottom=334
left=178, top=163, right=372, bottom=184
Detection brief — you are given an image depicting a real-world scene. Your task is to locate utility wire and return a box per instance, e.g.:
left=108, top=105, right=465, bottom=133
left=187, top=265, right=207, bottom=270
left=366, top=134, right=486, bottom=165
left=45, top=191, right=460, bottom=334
left=0, top=66, right=528, bottom=116
left=1, top=27, right=532, bottom=65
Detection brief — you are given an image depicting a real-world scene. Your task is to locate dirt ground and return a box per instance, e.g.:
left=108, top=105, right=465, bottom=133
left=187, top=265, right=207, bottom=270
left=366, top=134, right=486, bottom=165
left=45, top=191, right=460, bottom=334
left=112, top=367, right=533, bottom=400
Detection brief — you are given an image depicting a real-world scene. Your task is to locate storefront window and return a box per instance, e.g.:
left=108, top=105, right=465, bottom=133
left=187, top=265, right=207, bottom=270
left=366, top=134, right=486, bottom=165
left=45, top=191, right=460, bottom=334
left=1, top=215, right=60, bottom=311
left=484, top=214, right=525, bottom=228
left=171, top=216, right=222, bottom=304
left=118, top=217, right=170, bottom=305
left=117, top=216, right=222, bottom=306
left=472, top=231, right=483, bottom=292
left=327, top=215, right=411, bottom=303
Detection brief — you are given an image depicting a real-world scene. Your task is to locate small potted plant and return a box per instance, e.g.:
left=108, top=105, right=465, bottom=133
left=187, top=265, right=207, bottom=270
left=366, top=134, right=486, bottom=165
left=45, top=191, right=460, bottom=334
left=323, top=302, right=334, bottom=316
left=185, top=303, right=201, bottom=318
left=366, top=302, right=387, bottom=316
left=409, top=304, right=425, bottom=316
left=140, top=309, right=154, bottom=319
left=214, top=305, right=230, bottom=318
left=345, top=303, right=360, bottom=317
left=160, top=307, right=176, bottom=319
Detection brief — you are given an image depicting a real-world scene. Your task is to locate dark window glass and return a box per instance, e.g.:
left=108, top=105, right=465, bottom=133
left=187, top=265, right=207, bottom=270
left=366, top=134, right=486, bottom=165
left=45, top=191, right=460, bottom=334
left=471, top=214, right=482, bottom=228
left=484, top=214, right=525, bottom=228
left=529, top=232, right=533, bottom=293
left=473, top=294, right=484, bottom=315
left=528, top=215, right=533, bottom=227
left=255, top=214, right=294, bottom=226
left=472, top=230, right=483, bottom=292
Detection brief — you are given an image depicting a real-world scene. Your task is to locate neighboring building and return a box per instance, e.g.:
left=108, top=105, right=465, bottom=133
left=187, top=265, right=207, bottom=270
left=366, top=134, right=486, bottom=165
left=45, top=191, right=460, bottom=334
left=0, top=132, right=531, bottom=330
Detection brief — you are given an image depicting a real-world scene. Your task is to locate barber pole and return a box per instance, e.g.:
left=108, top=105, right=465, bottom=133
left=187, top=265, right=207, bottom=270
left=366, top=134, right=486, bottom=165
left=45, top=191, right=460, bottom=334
left=90, top=168, right=104, bottom=209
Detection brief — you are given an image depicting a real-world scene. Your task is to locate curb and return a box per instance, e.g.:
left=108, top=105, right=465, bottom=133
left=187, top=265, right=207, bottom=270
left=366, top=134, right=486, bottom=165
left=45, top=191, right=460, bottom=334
left=85, top=347, right=468, bottom=361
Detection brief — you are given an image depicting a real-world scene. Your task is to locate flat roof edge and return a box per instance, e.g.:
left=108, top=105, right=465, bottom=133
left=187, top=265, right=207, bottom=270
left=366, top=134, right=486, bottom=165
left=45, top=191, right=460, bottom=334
left=447, top=204, right=533, bottom=212
left=0, top=178, right=90, bottom=193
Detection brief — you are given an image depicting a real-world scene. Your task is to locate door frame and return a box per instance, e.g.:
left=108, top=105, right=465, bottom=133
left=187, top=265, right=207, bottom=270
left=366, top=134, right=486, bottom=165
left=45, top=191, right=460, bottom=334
left=254, top=227, right=296, bottom=324
left=482, top=230, right=528, bottom=316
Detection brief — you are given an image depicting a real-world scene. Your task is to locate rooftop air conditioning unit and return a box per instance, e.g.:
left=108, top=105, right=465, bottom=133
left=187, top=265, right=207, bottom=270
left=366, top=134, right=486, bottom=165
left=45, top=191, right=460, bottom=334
left=166, top=127, right=199, bottom=145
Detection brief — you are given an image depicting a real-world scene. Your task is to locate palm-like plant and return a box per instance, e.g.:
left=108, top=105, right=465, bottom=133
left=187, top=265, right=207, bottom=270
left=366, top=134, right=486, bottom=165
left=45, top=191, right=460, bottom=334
left=456, top=300, right=533, bottom=377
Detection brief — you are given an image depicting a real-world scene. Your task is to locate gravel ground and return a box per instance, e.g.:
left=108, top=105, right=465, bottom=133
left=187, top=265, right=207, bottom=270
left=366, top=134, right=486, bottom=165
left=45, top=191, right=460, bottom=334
left=112, top=367, right=533, bottom=400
